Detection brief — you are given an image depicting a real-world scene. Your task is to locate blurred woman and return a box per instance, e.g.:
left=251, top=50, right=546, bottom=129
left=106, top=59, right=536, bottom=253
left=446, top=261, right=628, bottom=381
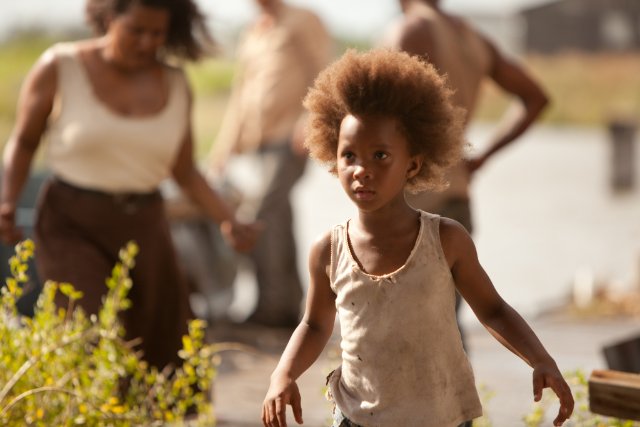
left=0, top=0, right=258, bottom=369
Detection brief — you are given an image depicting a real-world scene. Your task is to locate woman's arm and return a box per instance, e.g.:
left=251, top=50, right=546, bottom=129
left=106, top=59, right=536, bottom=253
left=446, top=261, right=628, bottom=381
left=262, top=231, right=337, bottom=427
left=171, top=78, right=259, bottom=252
left=1, top=49, right=57, bottom=244
left=439, top=218, right=574, bottom=426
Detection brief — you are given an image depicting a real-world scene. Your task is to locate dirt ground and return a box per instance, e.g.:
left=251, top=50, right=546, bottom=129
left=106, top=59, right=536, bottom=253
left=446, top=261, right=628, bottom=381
left=208, top=313, right=640, bottom=427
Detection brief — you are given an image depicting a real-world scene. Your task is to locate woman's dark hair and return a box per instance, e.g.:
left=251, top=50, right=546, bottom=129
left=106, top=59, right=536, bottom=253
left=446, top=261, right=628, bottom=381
left=85, top=0, right=214, bottom=61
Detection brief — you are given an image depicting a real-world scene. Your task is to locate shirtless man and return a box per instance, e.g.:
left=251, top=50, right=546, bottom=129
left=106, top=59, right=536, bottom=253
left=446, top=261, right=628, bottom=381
left=384, top=0, right=549, bottom=364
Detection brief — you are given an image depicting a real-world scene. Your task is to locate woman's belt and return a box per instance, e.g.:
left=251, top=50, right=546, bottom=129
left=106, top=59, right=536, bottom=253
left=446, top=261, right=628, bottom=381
left=52, top=177, right=161, bottom=214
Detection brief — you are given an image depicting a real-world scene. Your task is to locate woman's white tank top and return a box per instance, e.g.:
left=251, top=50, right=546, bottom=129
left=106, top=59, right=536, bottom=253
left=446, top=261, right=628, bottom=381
left=45, top=42, right=188, bottom=193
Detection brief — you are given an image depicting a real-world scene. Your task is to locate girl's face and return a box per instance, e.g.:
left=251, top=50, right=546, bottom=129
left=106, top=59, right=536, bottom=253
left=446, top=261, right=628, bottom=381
left=105, top=4, right=170, bottom=69
left=337, top=114, right=421, bottom=212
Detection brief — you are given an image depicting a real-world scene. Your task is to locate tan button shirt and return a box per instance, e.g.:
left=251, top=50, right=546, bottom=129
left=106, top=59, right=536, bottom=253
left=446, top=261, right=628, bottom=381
left=213, top=4, right=332, bottom=157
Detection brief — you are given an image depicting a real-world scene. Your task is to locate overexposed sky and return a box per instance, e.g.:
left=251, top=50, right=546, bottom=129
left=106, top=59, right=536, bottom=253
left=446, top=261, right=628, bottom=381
left=0, top=0, right=554, bottom=42
left=206, top=0, right=554, bottom=36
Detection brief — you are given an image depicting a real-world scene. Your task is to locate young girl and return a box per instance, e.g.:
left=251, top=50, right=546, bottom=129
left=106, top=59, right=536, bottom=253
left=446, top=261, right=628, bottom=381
left=261, top=49, right=574, bottom=427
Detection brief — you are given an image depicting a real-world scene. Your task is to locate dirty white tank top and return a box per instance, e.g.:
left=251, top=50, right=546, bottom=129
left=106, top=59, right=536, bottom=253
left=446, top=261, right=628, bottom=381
left=327, top=211, right=482, bottom=427
left=46, top=42, right=188, bottom=193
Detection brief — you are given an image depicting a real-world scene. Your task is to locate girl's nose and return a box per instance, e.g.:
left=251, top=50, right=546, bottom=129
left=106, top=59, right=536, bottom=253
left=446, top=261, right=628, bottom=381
left=139, top=33, right=161, bottom=54
left=353, top=164, right=371, bottom=180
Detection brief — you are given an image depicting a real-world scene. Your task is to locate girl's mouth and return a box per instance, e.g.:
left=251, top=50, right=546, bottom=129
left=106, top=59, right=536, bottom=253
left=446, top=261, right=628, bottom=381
left=354, top=188, right=375, bottom=200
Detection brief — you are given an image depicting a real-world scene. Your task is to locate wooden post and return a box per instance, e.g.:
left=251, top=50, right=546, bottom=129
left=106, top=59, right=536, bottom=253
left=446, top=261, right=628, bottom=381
left=608, top=119, right=637, bottom=191
left=589, top=369, right=640, bottom=421
left=603, top=334, right=640, bottom=373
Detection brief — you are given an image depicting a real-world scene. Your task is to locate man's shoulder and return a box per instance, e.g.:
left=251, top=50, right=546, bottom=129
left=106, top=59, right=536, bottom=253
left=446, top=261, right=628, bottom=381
left=284, top=3, right=321, bottom=21
left=383, top=12, right=436, bottom=54
left=282, top=4, right=327, bottom=35
left=395, top=7, right=445, bottom=40
left=401, top=9, right=490, bottom=51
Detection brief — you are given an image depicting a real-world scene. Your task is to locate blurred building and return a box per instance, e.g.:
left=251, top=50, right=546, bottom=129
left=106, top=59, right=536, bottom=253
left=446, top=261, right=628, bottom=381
left=522, top=0, right=640, bottom=53
left=458, top=0, right=640, bottom=55
left=460, top=11, right=525, bottom=57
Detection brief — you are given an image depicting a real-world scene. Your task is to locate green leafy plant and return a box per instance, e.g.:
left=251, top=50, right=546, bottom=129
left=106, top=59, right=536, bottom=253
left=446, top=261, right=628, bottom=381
left=472, top=383, right=496, bottom=427
left=523, top=370, right=640, bottom=427
left=0, top=240, right=219, bottom=426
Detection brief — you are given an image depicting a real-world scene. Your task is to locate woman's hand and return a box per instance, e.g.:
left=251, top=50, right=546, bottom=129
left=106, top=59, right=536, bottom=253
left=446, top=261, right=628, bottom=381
left=532, top=360, right=575, bottom=426
left=261, top=375, right=303, bottom=427
left=0, top=204, right=23, bottom=245
left=220, top=219, right=263, bottom=253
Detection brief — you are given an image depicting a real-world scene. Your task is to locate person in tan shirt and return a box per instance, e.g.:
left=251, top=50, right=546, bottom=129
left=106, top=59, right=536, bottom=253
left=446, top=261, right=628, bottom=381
left=383, top=0, right=549, bottom=359
left=209, top=0, right=332, bottom=327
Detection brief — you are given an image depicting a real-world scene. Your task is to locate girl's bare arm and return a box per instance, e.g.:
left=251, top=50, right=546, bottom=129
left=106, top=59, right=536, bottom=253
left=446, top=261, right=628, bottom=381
left=262, top=231, right=337, bottom=427
left=439, top=218, right=574, bottom=426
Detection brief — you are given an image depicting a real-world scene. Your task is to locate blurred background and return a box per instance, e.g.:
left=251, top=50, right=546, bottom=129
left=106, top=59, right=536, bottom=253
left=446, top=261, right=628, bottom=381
left=1, top=1, right=639, bottom=425
left=1, top=0, right=638, bottom=324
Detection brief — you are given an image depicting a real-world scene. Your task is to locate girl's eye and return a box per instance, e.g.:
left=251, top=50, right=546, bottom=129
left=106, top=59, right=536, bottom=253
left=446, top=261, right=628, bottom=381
left=342, top=152, right=354, bottom=160
left=374, top=152, right=388, bottom=160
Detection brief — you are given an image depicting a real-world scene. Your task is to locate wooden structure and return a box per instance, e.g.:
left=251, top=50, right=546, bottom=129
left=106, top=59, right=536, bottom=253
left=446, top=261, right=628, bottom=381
left=607, top=119, right=637, bottom=192
left=589, top=369, right=640, bottom=421
left=603, top=333, right=640, bottom=373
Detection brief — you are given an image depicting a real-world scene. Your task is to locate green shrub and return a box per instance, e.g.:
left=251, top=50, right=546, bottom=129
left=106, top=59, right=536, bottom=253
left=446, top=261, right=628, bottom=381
left=0, top=240, right=219, bottom=426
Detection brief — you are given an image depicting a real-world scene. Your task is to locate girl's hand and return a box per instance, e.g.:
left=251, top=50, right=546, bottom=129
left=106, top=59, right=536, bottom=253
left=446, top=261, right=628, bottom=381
left=220, top=219, right=263, bottom=253
left=532, top=361, right=574, bottom=426
left=262, top=376, right=303, bottom=427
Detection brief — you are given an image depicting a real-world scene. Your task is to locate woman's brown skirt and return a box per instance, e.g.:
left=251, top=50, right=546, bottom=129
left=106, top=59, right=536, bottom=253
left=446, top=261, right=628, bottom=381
left=34, top=178, right=193, bottom=369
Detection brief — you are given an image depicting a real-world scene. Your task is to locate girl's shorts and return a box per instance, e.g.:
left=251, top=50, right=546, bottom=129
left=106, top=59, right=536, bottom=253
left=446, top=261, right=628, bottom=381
left=331, top=407, right=362, bottom=427
left=331, top=406, right=472, bottom=427
left=326, top=370, right=472, bottom=427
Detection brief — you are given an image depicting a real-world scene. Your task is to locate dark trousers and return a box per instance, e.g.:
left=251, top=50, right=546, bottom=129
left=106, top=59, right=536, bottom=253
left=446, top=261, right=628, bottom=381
left=429, top=197, right=473, bottom=353
left=35, top=178, right=192, bottom=369
left=227, top=143, right=306, bottom=327
left=407, top=196, right=473, bottom=352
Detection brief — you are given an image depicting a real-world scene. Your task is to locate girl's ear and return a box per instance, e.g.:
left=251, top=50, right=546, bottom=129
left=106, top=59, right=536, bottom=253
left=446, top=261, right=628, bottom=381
left=406, top=155, right=423, bottom=180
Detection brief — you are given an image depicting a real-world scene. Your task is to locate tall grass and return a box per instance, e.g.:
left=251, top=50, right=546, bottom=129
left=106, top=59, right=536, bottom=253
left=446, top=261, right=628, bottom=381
left=0, top=36, right=54, bottom=120
left=1, top=35, right=639, bottom=154
left=185, top=58, right=236, bottom=97
left=475, top=53, right=640, bottom=126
